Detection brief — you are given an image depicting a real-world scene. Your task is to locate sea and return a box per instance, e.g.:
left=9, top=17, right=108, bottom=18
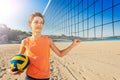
left=53, top=37, right=120, bottom=42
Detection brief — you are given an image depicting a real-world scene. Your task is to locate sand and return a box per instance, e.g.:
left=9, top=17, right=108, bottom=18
left=0, top=41, right=120, bottom=80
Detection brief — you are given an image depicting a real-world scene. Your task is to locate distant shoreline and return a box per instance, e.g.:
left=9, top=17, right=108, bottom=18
left=0, top=37, right=120, bottom=44
left=53, top=37, right=120, bottom=42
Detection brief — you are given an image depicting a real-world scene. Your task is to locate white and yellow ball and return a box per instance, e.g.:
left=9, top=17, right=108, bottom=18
left=10, top=53, right=30, bottom=71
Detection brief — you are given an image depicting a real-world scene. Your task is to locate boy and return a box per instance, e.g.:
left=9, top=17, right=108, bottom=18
left=8, top=12, right=80, bottom=80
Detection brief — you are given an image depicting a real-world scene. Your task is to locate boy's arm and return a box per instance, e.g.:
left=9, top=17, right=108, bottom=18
left=8, top=40, right=26, bottom=75
left=19, top=39, right=26, bottom=54
left=49, top=38, right=80, bottom=57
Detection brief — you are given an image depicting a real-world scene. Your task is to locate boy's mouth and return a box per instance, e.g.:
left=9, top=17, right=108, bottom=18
left=35, top=27, right=42, bottom=29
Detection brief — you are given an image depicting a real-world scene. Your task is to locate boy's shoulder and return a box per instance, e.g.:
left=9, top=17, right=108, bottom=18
left=22, top=37, right=30, bottom=41
left=21, top=36, right=30, bottom=43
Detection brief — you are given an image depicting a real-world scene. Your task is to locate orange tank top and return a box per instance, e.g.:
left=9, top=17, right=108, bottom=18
left=24, top=36, right=50, bottom=78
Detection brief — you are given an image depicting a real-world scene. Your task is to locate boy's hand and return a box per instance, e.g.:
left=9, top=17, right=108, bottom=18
left=7, top=67, right=24, bottom=75
left=72, top=39, right=80, bottom=46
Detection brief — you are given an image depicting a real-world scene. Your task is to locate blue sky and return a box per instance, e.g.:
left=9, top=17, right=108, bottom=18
left=0, top=0, right=48, bottom=32
left=43, top=0, right=120, bottom=37
left=0, top=0, right=120, bottom=37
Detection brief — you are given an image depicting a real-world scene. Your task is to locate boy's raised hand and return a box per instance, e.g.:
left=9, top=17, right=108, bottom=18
left=7, top=67, right=24, bottom=75
left=72, top=39, right=80, bottom=46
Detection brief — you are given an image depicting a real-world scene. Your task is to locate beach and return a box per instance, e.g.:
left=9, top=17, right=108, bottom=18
left=0, top=41, right=120, bottom=80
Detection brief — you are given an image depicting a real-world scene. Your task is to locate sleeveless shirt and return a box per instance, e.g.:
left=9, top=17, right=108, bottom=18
left=24, top=36, right=50, bottom=78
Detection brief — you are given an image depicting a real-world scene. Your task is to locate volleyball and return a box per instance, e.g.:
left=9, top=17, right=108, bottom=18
left=10, top=53, right=30, bottom=71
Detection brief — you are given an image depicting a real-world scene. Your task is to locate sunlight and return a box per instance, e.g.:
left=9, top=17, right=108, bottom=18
left=0, top=0, right=22, bottom=21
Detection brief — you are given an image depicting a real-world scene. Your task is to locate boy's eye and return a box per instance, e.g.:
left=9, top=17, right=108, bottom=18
left=33, top=21, right=43, bottom=24
left=39, top=22, right=43, bottom=24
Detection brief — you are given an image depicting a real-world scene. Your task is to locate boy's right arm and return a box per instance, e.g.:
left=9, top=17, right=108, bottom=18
left=8, top=39, right=26, bottom=75
left=19, top=39, right=26, bottom=54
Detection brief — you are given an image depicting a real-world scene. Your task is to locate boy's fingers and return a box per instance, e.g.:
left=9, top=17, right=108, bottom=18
left=19, top=71, right=24, bottom=74
left=74, top=39, right=80, bottom=43
left=11, top=68, right=15, bottom=71
left=19, top=70, right=24, bottom=73
left=11, top=71, right=21, bottom=75
left=9, top=67, right=14, bottom=71
left=77, top=40, right=80, bottom=43
left=8, top=67, right=24, bottom=75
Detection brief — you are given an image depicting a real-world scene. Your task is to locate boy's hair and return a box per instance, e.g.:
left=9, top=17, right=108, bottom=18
left=28, top=12, right=45, bottom=24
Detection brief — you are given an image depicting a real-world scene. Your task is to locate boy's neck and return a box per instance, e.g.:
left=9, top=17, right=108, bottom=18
left=32, top=32, right=42, bottom=38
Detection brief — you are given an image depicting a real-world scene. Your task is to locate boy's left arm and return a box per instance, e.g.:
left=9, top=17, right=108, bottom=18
left=49, top=38, right=80, bottom=57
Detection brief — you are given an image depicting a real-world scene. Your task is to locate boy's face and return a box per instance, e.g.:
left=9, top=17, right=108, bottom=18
left=29, top=16, right=44, bottom=33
